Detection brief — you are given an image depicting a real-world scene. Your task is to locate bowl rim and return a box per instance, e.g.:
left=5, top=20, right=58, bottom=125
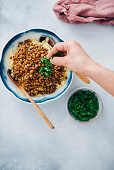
left=0, top=29, right=72, bottom=104
left=66, top=87, right=103, bottom=124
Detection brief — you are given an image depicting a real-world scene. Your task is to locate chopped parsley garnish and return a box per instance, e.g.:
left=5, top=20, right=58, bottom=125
left=39, top=52, right=62, bottom=77
left=39, top=56, right=52, bottom=77
left=68, top=90, right=99, bottom=122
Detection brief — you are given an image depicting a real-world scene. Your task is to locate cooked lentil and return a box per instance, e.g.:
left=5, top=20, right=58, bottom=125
left=9, top=39, right=67, bottom=96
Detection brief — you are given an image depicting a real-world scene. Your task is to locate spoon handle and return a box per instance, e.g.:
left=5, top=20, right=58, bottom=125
left=8, top=71, right=54, bottom=129
left=18, top=85, right=54, bottom=129
left=74, top=72, right=90, bottom=84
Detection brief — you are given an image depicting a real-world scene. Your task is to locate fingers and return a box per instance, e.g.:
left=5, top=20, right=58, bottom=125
left=47, top=42, right=67, bottom=59
left=50, top=56, right=67, bottom=67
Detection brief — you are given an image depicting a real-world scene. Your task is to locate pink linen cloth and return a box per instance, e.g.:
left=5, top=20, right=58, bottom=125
left=53, top=0, right=114, bottom=25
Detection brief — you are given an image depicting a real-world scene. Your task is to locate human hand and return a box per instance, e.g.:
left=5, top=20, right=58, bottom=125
left=47, top=40, right=94, bottom=75
left=47, top=40, right=114, bottom=96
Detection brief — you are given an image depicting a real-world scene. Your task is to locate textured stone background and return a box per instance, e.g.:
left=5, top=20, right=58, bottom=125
left=0, top=0, right=114, bottom=169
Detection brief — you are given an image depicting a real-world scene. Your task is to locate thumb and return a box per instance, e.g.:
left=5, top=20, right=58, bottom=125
left=50, top=57, right=67, bottom=67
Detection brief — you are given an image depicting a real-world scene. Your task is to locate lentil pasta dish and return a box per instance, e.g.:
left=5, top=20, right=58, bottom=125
left=9, top=38, right=68, bottom=96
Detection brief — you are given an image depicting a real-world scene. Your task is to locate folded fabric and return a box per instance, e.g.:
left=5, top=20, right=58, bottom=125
left=53, top=0, right=114, bottom=25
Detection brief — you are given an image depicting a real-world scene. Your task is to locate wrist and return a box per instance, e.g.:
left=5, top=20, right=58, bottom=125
left=80, top=59, right=97, bottom=78
left=84, top=59, right=114, bottom=96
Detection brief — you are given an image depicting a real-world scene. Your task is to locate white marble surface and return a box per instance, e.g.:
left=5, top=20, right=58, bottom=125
left=0, top=0, right=114, bottom=170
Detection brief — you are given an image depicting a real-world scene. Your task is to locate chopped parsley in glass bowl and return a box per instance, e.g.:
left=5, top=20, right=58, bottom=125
left=67, top=87, right=103, bottom=123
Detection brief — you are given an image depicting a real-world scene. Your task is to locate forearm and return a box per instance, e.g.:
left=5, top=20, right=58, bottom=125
left=85, top=61, right=114, bottom=96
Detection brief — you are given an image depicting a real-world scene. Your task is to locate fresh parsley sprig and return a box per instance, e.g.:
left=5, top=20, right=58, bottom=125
left=39, top=56, right=52, bottom=77
left=39, top=52, right=62, bottom=77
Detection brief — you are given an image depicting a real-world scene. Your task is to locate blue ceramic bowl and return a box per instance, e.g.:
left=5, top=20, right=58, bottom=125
left=0, top=29, right=72, bottom=103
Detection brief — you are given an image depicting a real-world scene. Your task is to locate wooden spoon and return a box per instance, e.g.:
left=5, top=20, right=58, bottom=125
left=7, top=69, right=54, bottom=129
left=39, top=36, right=90, bottom=84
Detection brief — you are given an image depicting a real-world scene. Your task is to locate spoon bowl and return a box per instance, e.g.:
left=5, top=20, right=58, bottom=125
left=39, top=36, right=55, bottom=47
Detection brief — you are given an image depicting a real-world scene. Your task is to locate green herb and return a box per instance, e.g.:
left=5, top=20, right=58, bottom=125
left=50, top=52, right=62, bottom=60
left=39, top=52, right=62, bottom=77
left=68, top=90, right=99, bottom=122
left=39, top=56, right=53, bottom=77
